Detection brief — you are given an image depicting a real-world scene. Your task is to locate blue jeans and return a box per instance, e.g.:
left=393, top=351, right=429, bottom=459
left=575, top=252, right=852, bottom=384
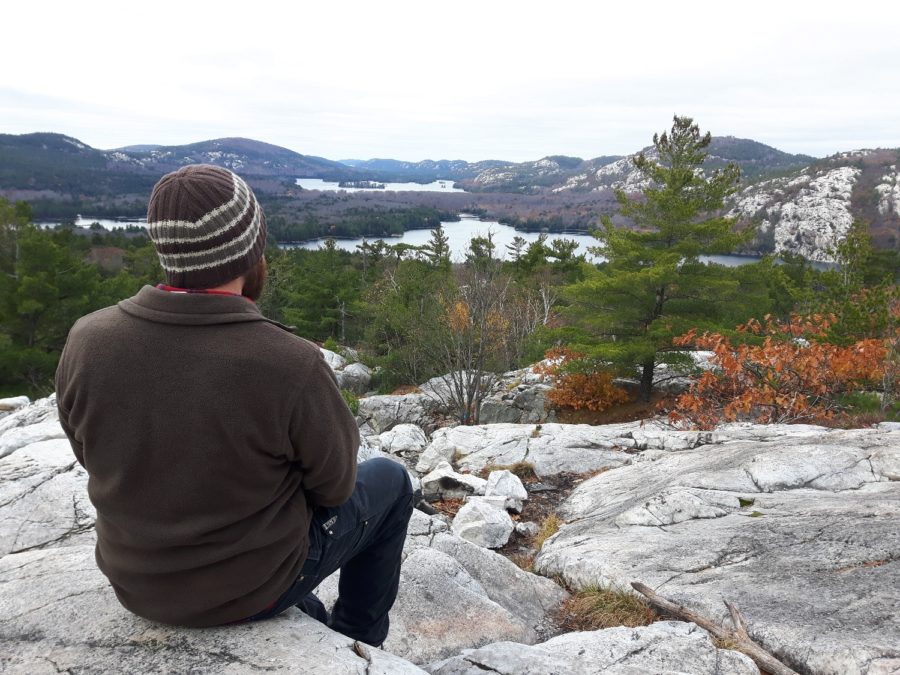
left=244, top=458, right=414, bottom=646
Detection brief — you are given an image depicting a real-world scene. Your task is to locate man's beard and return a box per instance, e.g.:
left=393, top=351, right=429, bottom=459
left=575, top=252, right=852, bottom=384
left=242, top=257, right=268, bottom=302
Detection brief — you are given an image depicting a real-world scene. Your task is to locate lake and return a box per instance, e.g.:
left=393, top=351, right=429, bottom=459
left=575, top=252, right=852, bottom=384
left=295, top=178, right=466, bottom=193
left=39, top=213, right=779, bottom=268
left=38, top=216, right=147, bottom=230
left=287, top=214, right=766, bottom=266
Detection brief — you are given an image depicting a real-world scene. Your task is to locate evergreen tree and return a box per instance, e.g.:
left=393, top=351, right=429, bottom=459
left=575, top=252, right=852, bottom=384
left=815, top=220, right=899, bottom=343
left=278, top=245, right=364, bottom=342
left=564, top=116, right=749, bottom=401
left=423, top=225, right=451, bottom=268
left=506, top=235, right=527, bottom=262
left=0, top=226, right=105, bottom=393
left=465, top=232, right=497, bottom=270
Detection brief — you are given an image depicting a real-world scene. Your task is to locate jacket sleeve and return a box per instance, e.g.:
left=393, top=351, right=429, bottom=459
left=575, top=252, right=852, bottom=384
left=54, top=333, right=85, bottom=468
left=286, top=349, right=359, bottom=507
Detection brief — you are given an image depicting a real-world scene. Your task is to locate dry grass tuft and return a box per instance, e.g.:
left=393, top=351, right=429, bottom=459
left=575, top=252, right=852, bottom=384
left=558, top=586, right=656, bottom=631
left=390, top=385, right=421, bottom=395
left=479, top=461, right=538, bottom=482
left=508, top=551, right=536, bottom=572
left=432, top=498, right=466, bottom=518
left=713, top=635, right=742, bottom=652
left=532, top=513, right=561, bottom=550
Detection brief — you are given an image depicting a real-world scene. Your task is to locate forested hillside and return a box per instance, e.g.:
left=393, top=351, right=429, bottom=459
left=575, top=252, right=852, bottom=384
left=2, top=131, right=897, bottom=264
left=2, top=120, right=896, bottom=427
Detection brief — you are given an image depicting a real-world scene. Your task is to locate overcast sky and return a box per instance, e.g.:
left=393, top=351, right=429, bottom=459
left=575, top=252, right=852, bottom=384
left=3, top=0, right=899, bottom=162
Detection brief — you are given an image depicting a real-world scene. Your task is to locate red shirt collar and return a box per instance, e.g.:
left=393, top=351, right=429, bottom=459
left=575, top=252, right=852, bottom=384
left=156, top=284, right=250, bottom=300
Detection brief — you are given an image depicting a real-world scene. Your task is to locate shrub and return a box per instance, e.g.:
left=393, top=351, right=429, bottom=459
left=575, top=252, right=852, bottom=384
left=535, top=348, right=631, bottom=412
left=668, top=314, right=890, bottom=429
left=340, top=389, right=359, bottom=415
left=322, top=336, right=340, bottom=353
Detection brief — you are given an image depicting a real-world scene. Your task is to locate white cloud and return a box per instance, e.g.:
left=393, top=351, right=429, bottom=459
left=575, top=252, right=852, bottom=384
left=3, top=0, right=899, bottom=160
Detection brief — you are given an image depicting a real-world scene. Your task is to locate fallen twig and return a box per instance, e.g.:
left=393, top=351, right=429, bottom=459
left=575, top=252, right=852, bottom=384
left=631, top=581, right=798, bottom=675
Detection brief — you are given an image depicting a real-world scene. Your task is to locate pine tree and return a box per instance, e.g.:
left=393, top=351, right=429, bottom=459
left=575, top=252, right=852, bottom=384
left=423, top=225, right=451, bottom=267
left=564, top=116, right=748, bottom=401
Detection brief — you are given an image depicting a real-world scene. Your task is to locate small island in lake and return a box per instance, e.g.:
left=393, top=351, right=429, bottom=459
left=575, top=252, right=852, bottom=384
left=338, top=180, right=386, bottom=189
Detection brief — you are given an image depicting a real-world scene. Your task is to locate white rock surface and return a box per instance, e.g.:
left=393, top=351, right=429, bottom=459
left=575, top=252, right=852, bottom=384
left=427, top=532, right=566, bottom=633
left=315, top=513, right=566, bottom=664
left=875, top=164, right=900, bottom=217
left=0, top=394, right=58, bottom=439
left=478, top=367, right=556, bottom=424
left=0, top=438, right=95, bottom=557
left=731, top=164, right=862, bottom=262
left=378, top=546, right=535, bottom=663
left=358, top=393, right=437, bottom=433
left=320, top=347, right=348, bottom=371
left=451, top=498, right=515, bottom=549
left=418, top=422, right=639, bottom=476
left=536, top=425, right=900, bottom=674
left=320, top=348, right=373, bottom=395
left=484, top=470, right=528, bottom=513
left=421, top=461, right=487, bottom=500
left=515, top=521, right=540, bottom=538
left=426, top=621, right=758, bottom=675
left=336, top=361, right=372, bottom=395
left=0, top=396, right=29, bottom=412
left=0, top=546, right=426, bottom=674
left=377, top=423, right=429, bottom=459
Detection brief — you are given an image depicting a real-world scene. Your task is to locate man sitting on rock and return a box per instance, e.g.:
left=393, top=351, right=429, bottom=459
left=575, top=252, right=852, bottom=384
left=54, top=164, right=413, bottom=647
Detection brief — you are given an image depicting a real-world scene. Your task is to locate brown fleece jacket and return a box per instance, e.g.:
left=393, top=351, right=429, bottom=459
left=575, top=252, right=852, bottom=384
left=54, top=286, right=359, bottom=626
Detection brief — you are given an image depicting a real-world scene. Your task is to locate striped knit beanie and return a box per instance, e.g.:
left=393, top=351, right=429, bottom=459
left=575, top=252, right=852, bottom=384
left=147, top=164, right=267, bottom=288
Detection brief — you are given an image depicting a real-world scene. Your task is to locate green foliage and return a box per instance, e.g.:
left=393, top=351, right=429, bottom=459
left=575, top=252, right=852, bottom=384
left=340, top=389, right=360, bottom=415
left=835, top=391, right=900, bottom=422
left=363, top=257, right=452, bottom=386
left=563, top=116, right=760, bottom=400
left=0, top=202, right=154, bottom=395
left=812, top=221, right=898, bottom=344
left=262, top=244, right=365, bottom=343
left=264, top=202, right=449, bottom=242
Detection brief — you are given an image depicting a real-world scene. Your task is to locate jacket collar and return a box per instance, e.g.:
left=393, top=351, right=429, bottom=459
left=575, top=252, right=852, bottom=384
left=118, top=285, right=294, bottom=331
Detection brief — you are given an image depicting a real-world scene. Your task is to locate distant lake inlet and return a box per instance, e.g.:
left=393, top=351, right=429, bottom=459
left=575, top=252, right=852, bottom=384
left=295, top=178, right=466, bottom=193
left=39, top=214, right=783, bottom=267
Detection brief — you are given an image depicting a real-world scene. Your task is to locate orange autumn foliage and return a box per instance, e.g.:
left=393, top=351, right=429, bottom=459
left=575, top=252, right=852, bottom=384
left=445, top=300, right=471, bottom=334
left=668, top=314, right=889, bottom=429
left=536, top=348, right=631, bottom=412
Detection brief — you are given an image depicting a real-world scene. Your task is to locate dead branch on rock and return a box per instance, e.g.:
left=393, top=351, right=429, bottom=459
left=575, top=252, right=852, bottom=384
left=630, top=581, right=798, bottom=675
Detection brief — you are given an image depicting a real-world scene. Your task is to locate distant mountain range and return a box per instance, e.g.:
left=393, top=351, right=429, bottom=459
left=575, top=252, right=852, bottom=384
left=0, top=133, right=355, bottom=202
left=0, top=132, right=813, bottom=200
left=1, top=131, right=897, bottom=262
left=339, top=157, right=509, bottom=182
left=342, top=138, right=814, bottom=191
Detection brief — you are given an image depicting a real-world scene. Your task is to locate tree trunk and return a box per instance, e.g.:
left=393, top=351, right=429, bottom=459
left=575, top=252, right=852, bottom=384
left=640, top=359, right=655, bottom=402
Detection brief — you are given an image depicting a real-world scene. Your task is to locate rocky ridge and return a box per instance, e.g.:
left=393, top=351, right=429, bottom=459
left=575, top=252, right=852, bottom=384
left=2, top=382, right=898, bottom=673
left=535, top=422, right=900, bottom=674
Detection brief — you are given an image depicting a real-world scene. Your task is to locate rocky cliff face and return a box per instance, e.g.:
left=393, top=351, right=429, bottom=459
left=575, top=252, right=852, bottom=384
left=731, top=165, right=860, bottom=262
left=551, top=147, right=899, bottom=263
left=471, top=137, right=811, bottom=194
left=729, top=149, right=900, bottom=261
